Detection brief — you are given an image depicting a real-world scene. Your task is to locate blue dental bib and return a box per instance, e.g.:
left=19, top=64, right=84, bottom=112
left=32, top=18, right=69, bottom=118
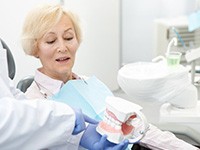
left=51, top=76, right=113, bottom=120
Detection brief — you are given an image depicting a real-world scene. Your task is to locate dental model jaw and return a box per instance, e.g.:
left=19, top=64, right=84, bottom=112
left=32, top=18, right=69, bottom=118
left=96, top=96, right=149, bottom=144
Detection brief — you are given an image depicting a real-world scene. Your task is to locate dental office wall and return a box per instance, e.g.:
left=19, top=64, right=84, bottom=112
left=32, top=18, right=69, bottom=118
left=122, top=0, right=196, bottom=64
left=0, top=0, right=197, bottom=91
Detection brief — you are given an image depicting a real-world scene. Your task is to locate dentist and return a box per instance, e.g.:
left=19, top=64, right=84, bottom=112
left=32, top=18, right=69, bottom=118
left=0, top=40, right=128, bottom=149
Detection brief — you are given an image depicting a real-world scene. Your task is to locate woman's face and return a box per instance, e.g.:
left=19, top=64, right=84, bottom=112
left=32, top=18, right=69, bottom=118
left=36, top=14, right=79, bottom=82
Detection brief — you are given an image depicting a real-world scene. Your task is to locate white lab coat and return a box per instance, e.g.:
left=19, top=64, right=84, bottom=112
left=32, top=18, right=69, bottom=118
left=0, top=43, right=82, bottom=149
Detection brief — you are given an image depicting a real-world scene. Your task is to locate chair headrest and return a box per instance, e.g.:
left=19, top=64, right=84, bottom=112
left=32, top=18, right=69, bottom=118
left=0, top=39, right=16, bottom=79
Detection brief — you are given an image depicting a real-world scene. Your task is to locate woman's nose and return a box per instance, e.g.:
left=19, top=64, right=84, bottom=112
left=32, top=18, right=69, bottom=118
left=57, top=40, right=67, bottom=52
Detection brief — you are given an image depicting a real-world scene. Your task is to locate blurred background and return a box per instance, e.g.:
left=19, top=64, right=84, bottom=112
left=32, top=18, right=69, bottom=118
left=0, top=0, right=197, bottom=90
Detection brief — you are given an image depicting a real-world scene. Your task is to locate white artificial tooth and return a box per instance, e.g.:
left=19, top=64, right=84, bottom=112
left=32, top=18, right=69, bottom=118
left=130, top=118, right=140, bottom=126
left=109, top=117, right=115, bottom=127
left=105, top=117, right=109, bottom=123
left=104, top=111, right=108, bottom=117
left=115, top=125, right=121, bottom=130
left=104, top=118, right=108, bottom=124
left=107, top=119, right=111, bottom=125
left=115, top=120, right=122, bottom=126
left=111, top=122, right=115, bottom=127
left=105, top=117, right=108, bottom=121
left=104, top=114, right=108, bottom=119
left=126, top=120, right=131, bottom=126
left=103, top=114, right=107, bottom=121
left=105, top=112, right=108, bottom=118
left=107, top=115, right=111, bottom=120
left=110, top=117, right=115, bottom=122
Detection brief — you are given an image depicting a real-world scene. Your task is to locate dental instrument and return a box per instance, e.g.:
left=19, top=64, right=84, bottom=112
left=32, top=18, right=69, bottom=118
left=153, top=37, right=181, bottom=67
left=166, top=37, right=178, bottom=56
left=172, top=27, right=187, bottom=49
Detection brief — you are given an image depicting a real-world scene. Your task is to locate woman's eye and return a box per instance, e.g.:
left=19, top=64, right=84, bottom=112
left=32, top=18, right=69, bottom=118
left=65, top=37, right=73, bottom=41
left=46, top=40, right=55, bottom=44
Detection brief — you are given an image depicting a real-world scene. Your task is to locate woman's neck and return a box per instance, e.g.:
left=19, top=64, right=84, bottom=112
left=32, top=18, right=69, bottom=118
left=38, top=68, right=73, bottom=83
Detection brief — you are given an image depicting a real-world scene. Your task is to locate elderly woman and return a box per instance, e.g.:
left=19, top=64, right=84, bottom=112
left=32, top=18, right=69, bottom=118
left=22, top=4, right=82, bottom=99
left=20, top=4, right=129, bottom=150
left=21, top=4, right=198, bottom=150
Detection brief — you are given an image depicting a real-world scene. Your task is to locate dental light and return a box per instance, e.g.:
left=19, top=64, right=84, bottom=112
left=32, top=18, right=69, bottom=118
left=96, top=96, right=149, bottom=144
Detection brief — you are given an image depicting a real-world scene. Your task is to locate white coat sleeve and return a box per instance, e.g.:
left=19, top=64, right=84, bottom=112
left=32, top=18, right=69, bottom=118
left=0, top=41, right=82, bottom=149
left=0, top=97, right=81, bottom=150
left=0, top=71, right=26, bottom=100
left=139, top=124, right=199, bottom=150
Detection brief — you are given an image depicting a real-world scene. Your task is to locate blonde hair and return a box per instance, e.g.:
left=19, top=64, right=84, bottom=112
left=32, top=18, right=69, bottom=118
left=21, top=4, right=82, bottom=57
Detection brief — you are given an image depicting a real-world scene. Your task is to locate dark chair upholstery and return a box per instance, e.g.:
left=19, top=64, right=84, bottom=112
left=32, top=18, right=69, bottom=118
left=16, top=76, right=34, bottom=93
left=0, top=38, right=34, bottom=93
left=0, top=38, right=16, bottom=79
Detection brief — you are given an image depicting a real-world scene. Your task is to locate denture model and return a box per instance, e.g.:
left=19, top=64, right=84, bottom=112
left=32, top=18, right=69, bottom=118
left=96, top=96, right=149, bottom=144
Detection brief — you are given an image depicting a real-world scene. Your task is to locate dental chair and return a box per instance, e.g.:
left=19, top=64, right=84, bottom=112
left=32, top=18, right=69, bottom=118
left=0, top=38, right=34, bottom=93
left=17, top=75, right=34, bottom=93
left=0, top=38, right=15, bottom=79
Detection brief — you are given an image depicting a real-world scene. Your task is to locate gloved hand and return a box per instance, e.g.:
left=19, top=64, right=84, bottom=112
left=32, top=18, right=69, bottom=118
left=72, top=109, right=98, bottom=135
left=80, top=124, right=129, bottom=150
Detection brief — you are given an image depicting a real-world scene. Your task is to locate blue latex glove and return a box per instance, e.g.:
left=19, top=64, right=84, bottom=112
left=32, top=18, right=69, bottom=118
left=72, top=109, right=98, bottom=135
left=80, top=124, right=129, bottom=150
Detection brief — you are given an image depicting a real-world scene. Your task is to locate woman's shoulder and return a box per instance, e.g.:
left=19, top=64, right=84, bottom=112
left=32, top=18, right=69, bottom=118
left=25, top=81, right=44, bottom=99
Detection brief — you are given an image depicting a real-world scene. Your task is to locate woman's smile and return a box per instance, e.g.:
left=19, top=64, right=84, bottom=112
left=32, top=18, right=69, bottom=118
left=55, top=56, right=70, bottom=63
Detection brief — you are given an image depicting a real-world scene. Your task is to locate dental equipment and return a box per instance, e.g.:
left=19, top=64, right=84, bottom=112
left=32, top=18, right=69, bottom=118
left=164, top=37, right=182, bottom=67
left=185, top=47, right=200, bottom=84
left=172, top=27, right=187, bottom=49
left=96, top=96, right=149, bottom=144
left=117, top=61, right=200, bottom=145
left=166, top=37, right=178, bottom=56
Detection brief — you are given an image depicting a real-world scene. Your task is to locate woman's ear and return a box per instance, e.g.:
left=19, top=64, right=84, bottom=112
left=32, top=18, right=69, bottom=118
left=32, top=45, right=40, bottom=58
left=33, top=50, right=39, bottom=58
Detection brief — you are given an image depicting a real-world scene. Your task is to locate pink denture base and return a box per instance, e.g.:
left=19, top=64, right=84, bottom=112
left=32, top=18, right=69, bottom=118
left=98, top=121, right=122, bottom=133
left=105, top=109, right=136, bottom=135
